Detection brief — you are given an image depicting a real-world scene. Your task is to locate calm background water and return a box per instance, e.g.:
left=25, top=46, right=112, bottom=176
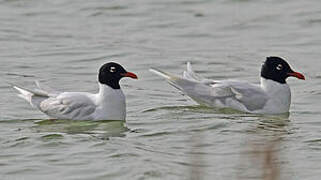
left=1, top=0, right=321, bottom=179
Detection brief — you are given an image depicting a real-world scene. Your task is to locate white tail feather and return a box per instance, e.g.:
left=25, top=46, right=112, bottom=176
left=13, top=84, right=50, bottom=107
left=13, top=86, right=33, bottom=104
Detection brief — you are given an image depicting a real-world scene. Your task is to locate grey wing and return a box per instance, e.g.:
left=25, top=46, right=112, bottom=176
left=166, top=76, right=235, bottom=105
left=180, top=62, right=268, bottom=110
left=220, top=81, right=269, bottom=111
left=150, top=67, right=235, bottom=105
left=39, top=93, right=96, bottom=120
left=173, top=79, right=268, bottom=111
left=150, top=63, right=268, bottom=111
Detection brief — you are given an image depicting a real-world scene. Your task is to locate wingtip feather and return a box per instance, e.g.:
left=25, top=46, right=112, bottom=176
left=186, top=62, right=192, bottom=71
left=149, top=68, right=173, bottom=80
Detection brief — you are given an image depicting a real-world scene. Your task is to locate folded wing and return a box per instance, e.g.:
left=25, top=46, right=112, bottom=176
left=39, top=92, right=96, bottom=120
left=150, top=63, right=268, bottom=112
left=13, top=82, right=96, bottom=120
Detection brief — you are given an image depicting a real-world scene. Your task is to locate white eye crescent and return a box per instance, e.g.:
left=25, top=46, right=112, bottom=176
left=276, top=64, right=283, bottom=71
left=110, top=67, right=116, bottom=72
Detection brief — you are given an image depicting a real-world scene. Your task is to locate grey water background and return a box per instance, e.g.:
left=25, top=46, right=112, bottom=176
left=0, top=0, right=321, bottom=179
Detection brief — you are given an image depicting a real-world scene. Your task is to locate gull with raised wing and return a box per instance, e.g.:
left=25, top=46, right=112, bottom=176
left=150, top=57, right=305, bottom=114
left=13, top=62, right=138, bottom=120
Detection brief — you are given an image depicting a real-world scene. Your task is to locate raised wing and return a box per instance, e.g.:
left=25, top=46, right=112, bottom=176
left=35, top=80, right=60, bottom=96
left=39, top=92, right=96, bottom=120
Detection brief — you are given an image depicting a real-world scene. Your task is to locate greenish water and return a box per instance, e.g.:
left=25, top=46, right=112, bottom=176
left=1, top=0, right=321, bottom=179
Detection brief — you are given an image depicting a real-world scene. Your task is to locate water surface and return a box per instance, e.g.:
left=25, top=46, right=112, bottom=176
left=1, top=0, right=321, bottom=179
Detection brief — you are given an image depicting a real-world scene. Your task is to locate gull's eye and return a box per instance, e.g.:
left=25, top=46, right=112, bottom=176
left=110, top=66, right=116, bottom=73
left=276, top=64, right=283, bottom=71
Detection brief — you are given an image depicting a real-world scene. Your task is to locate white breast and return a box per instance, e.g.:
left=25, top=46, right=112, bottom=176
left=93, top=84, right=126, bottom=120
left=257, top=78, right=291, bottom=114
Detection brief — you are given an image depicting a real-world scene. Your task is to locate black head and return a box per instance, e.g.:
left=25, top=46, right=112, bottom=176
left=98, top=62, right=138, bottom=89
left=261, top=56, right=305, bottom=84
